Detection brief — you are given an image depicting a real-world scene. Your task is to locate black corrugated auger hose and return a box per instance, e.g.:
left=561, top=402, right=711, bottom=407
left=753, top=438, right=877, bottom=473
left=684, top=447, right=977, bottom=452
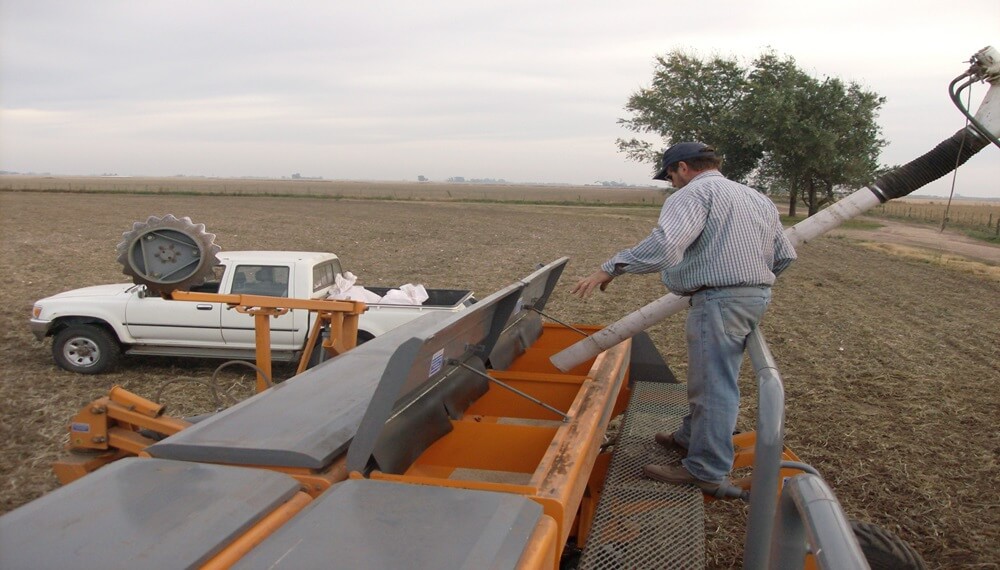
left=871, top=58, right=999, bottom=204
left=869, top=124, right=991, bottom=203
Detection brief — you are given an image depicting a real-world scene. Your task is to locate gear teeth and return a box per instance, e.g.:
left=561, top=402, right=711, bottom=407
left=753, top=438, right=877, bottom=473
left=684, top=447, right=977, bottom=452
left=116, top=214, right=221, bottom=295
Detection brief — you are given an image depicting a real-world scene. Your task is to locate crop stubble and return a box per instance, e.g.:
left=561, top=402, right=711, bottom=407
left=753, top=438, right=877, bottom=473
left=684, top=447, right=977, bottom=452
left=0, top=190, right=997, bottom=568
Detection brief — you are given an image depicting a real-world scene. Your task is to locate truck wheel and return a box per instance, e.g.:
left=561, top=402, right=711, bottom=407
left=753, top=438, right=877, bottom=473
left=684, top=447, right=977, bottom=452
left=306, top=336, right=330, bottom=369
left=306, top=330, right=375, bottom=369
left=851, top=519, right=926, bottom=570
left=52, top=325, right=122, bottom=374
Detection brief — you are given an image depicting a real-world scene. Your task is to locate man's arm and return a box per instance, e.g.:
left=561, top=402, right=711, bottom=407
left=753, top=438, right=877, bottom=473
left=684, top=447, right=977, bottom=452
left=572, top=189, right=708, bottom=298
left=570, top=269, right=614, bottom=298
left=601, top=190, right=708, bottom=277
left=772, top=228, right=797, bottom=276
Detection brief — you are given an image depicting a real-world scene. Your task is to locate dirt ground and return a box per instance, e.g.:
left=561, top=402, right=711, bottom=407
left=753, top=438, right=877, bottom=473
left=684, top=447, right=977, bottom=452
left=1, top=190, right=998, bottom=568
left=832, top=218, right=1000, bottom=265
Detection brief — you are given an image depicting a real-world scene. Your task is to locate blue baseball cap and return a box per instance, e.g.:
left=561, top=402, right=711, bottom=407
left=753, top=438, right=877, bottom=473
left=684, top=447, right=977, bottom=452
left=653, top=142, right=716, bottom=180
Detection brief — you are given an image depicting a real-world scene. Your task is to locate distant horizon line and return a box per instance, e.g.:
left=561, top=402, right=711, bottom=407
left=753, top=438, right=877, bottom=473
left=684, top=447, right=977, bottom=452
left=1, top=171, right=996, bottom=200
left=0, top=171, right=660, bottom=189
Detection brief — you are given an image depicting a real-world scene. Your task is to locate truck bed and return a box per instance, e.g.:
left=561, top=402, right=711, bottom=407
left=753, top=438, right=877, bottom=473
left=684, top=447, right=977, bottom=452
left=365, top=287, right=474, bottom=307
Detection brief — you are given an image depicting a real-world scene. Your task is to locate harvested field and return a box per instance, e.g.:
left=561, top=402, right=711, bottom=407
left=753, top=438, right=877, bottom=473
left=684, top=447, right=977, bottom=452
left=0, top=175, right=666, bottom=205
left=1, top=187, right=998, bottom=568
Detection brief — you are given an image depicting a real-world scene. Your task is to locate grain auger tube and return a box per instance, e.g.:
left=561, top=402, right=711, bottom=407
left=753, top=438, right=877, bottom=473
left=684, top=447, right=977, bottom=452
left=551, top=44, right=1000, bottom=372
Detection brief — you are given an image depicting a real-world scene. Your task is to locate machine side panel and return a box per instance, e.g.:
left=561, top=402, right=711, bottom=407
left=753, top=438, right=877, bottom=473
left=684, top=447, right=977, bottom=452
left=148, top=311, right=455, bottom=469
left=0, top=458, right=301, bottom=570
left=233, top=479, right=542, bottom=570
left=489, top=257, right=569, bottom=371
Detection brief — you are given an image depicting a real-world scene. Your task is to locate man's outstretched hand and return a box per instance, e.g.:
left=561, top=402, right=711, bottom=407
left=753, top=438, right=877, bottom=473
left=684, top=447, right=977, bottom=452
left=570, top=270, right=614, bottom=298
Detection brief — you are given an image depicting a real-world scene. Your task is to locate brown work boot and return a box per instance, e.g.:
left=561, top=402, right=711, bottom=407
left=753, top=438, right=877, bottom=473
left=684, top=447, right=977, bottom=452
left=653, top=432, right=688, bottom=457
left=643, top=463, right=722, bottom=495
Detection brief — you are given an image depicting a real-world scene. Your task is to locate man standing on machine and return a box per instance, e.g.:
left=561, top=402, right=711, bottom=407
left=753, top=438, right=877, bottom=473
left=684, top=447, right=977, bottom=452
left=570, top=142, right=796, bottom=494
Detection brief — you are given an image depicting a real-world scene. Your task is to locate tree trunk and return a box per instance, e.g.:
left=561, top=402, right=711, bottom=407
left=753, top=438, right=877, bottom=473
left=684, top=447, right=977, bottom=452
left=816, top=180, right=836, bottom=210
left=806, top=179, right=819, bottom=217
left=787, top=178, right=798, bottom=217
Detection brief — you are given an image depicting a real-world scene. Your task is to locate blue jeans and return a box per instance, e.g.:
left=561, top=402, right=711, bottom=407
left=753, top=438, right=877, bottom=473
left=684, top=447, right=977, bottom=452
left=673, top=286, right=771, bottom=483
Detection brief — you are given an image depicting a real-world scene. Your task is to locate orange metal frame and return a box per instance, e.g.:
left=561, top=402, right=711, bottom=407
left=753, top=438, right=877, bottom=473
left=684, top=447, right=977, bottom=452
left=53, top=387, right=192, bottom=484
left=45, top=304, right=833, bottom=569
left=53, top=321, right=635, bottom=569
left=54, top=294, right=366, bottom=484
left=357, top=323, right=633, bottom=554
left=200, top=491, right=314, bottom=570
left=170, top=291, right=366, bottom=391
left=729, top=431, right=806, bottom=496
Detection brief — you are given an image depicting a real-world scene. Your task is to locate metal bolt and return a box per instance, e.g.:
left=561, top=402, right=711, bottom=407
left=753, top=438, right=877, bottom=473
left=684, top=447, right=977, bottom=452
left=92, top=436, right=107, bottom=443
left=90, top=405, right=106, bottom=414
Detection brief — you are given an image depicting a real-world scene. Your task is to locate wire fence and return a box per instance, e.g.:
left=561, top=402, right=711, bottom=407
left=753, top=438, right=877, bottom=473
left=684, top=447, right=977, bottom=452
left=871, top=202, right=1000, bottom=235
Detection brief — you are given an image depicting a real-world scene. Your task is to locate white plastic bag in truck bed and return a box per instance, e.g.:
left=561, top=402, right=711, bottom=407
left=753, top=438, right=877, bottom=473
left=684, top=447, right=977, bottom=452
left=378, top=284, right=429, bottom=305
left=327, top=272, right=384, bottom=303
left=328, top=273, right=430, bottom=305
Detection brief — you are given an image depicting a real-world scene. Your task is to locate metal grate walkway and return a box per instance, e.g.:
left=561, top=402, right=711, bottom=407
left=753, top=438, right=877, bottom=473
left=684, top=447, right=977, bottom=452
left=578, top=382, right=704, bottom=569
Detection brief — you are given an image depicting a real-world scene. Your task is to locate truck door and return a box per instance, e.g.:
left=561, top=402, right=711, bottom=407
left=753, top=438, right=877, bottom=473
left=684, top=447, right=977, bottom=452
left=220, top=264, right=301, bottom=350
left=125, top=266, right=226, bottom=346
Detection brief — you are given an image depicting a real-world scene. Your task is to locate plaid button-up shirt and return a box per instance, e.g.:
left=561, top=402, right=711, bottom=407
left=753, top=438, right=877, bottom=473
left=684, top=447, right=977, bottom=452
left=601, top=171, right=796, bottom=295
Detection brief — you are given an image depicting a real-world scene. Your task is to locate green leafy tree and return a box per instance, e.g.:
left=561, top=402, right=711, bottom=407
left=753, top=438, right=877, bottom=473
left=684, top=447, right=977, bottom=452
left=619, top=50, right=886, bottom=216
left=617, top=51, right=762, bottom=183
left=745, top=52, right=886, bottom=215
left=742, top=51, right=815, bottom=215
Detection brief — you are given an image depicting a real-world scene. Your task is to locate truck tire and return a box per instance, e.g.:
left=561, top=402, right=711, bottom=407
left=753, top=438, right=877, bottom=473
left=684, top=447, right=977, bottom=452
left=306, top=336, right=330, bottom=369
left=52, top=324, right=122, bottom=374
left=851, top=519, right=926, bottom=570
left=305, top=330, right=376, bottom=370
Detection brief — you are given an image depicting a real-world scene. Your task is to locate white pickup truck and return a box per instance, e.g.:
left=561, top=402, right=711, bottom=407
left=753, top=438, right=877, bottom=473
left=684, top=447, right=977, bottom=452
left=29, top=251, right=474, bottom=374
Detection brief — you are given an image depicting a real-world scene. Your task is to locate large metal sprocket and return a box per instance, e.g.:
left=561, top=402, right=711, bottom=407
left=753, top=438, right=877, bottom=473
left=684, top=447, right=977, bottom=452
left=116, top=214, right=221, bottom=296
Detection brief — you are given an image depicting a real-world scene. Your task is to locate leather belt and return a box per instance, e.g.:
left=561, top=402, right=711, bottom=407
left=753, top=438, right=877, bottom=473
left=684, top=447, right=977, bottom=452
left=686, top=285, right=769, bottom=296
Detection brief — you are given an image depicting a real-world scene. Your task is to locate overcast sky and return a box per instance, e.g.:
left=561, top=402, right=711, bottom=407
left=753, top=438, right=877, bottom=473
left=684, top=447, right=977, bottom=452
left=1, top=1, right=998, bottom=197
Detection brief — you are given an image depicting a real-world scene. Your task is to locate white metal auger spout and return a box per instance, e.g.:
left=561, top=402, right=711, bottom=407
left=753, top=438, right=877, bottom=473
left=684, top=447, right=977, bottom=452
left=551, top=45, right=1000, bottom=372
